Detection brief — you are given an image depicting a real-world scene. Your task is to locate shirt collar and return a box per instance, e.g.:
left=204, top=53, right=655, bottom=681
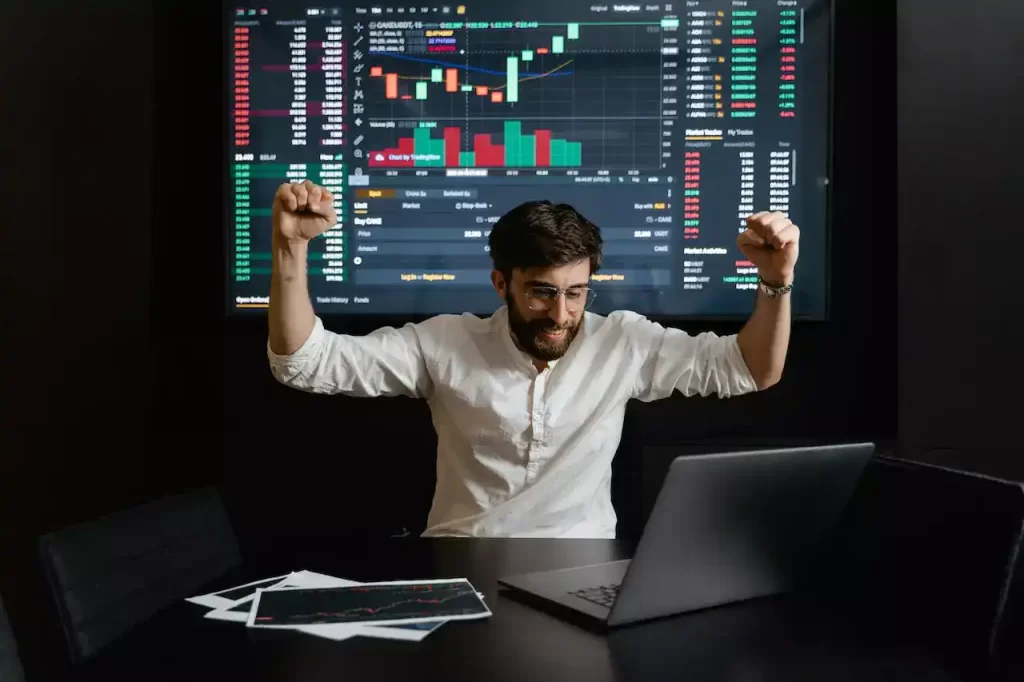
left=496, top=306, right=536, bottom=371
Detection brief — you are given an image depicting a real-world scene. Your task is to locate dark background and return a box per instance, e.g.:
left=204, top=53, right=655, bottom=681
left=1, top=0, right=1022, bottom=678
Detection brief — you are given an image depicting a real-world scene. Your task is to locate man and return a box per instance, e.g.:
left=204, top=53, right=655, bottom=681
left=268, top=180, right=798, bottom=538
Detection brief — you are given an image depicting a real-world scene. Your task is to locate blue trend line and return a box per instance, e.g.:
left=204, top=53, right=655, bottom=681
left=371, top=51, right=573, bottom=77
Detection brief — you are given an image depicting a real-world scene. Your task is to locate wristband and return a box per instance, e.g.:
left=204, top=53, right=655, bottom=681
left=758, top=275, right=793, bottom=298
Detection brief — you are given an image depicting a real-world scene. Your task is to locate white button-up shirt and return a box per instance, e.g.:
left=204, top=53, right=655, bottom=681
left=267, top=307, right=758, bottom=538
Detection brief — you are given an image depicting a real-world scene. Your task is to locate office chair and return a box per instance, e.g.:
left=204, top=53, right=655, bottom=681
left=815, top=457, right=1024, bottom=680
left=0, top=595, right=25, bottom=682
left=37, top=486, right=241, bottom=662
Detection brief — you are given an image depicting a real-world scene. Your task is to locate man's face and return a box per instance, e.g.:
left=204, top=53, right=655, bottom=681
left=491, top=260, right=591, bottom=362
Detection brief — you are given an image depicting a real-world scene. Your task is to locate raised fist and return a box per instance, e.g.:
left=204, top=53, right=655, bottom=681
left=737, top=211, right=800, bottom=285
left=272, top=179, right=338, bottom=243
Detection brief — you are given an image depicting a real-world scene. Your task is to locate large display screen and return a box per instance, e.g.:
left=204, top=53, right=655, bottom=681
left=226, top=0, right=831, bottom=318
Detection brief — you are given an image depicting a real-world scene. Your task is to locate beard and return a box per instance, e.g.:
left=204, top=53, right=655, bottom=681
left=506, top=292, right=582, bottom=362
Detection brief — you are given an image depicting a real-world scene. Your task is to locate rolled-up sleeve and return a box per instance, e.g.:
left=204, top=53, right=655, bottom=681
left=625, top=315, right=758, bottom=401
left=267, top=316, right=434, bottom=398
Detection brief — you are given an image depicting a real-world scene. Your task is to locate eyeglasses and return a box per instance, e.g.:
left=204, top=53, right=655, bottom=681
left=524, top=285, right=597, bottom=313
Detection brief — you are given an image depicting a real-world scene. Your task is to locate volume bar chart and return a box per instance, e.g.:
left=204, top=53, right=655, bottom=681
left=368, top=122, right=582, bottom=168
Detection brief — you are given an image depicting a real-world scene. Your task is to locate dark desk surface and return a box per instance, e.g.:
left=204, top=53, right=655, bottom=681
left=77, top=539, right=963, bottom=682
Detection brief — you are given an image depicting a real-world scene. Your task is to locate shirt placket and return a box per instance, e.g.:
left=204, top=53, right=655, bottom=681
left=525, top=369, right=547, bottom=484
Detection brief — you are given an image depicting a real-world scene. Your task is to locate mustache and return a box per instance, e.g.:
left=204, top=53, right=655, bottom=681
left=529, top=320, right=573, bottom=332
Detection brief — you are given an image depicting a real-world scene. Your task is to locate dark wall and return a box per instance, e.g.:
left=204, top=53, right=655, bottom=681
left=1, top=0, right=157, bottom=586
left=2, top=2, right=158, bottom=679
left=2, top=1, right=154, bottom=518
left=2, top=0, right=1022, bottom=674
left=896, top=0, right=1024, bottom=479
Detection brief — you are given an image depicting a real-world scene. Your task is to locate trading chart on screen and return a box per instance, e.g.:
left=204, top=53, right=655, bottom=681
left=226, top=0, right=831, bottom=318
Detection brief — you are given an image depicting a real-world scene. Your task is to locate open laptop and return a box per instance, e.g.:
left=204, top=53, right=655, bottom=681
left=497, top=442, right=875, bottom=629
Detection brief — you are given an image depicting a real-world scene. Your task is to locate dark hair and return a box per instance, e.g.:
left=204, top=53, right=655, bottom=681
left=488, top=200, right=603, bottom=282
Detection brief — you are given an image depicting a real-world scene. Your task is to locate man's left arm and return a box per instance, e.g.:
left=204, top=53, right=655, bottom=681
left=735, top=211, right=800, bottom=390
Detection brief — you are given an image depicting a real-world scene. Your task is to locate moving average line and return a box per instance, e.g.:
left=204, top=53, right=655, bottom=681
left=372, top=51, right=574, bottom=77
left=392, top=59, right=576, bottom=94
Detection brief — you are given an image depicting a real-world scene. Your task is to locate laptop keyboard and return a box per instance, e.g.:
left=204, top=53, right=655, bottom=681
left=569, top=583, right=620, bottom=608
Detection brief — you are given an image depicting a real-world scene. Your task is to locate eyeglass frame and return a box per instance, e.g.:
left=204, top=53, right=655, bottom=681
left=522, top=284, right=598, bottom=312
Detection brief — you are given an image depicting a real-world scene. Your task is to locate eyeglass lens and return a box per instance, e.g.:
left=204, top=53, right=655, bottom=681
left=526, top=287, right=596, bottom=311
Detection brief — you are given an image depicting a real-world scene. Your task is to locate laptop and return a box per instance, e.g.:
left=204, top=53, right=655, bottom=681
left=497, top=442, right=875, bottom=629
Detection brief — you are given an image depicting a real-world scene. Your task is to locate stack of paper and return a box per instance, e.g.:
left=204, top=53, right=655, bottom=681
left=186, top=570, right=491, bottom=642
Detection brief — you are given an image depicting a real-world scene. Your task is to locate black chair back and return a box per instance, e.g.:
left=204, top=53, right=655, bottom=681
left=0, top=595, right=25, bottom=682
left=37, top=487, right=240, bottom=662
left=815, top=456, right=1024, bottom=680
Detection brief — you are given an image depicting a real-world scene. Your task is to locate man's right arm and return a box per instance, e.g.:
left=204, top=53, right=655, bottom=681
left=269, top=234, right=316, bottom=356
left=266, top=315, right=434, bottom=399
left=266, top=180, right=433, bottom=399
left=269, top=179, right=332, bottom=355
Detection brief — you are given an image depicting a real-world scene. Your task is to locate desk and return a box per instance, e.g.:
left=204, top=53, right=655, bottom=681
left=77, top=539, right=962, bottom=682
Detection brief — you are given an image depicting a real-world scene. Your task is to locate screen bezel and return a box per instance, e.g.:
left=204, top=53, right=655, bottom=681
left=221, top=0, right=835, bottom=325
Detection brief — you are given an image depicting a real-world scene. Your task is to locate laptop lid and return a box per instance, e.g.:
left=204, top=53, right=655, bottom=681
left=607, top=442, right=876, bottom=627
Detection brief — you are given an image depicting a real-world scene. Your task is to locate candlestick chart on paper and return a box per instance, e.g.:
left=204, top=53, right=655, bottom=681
left=251, top=582, right=489, bottom=625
